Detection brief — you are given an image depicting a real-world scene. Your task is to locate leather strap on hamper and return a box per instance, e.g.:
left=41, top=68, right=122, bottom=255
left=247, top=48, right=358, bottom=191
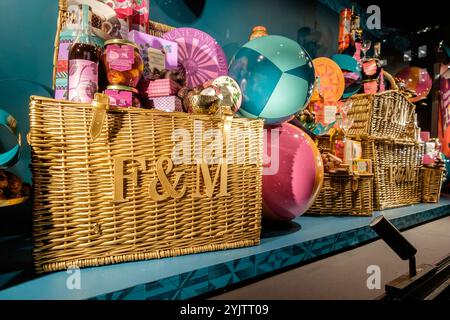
left=352, top=174, right=360, bottom=192
left=90, top=93, right=110, bottom=141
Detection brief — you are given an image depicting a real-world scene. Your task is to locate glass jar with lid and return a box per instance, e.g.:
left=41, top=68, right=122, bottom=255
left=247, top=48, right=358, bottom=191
left=102, top=39, right=144, bottom=88
left=104, top=85, right=141, bottom=108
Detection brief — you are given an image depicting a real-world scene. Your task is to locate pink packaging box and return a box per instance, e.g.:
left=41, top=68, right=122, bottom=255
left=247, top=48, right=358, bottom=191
left=131, top=0, right=149, bottom=33
left=420, top=131, right=430, bottom=142
left=147, top=96, right=184, bottom=112
left=104, top=0, right=149, bottom=37
left=128, top=30, right=178, bottom=78
left=103, top=0, right=133, bottom=39
left=147, top=79, right=182, bottom=97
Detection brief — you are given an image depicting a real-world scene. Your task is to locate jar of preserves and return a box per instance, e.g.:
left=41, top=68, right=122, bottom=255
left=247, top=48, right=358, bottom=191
left=104, top=85, right=141, bottom=108
left=102, top=39, right=144, bottom=88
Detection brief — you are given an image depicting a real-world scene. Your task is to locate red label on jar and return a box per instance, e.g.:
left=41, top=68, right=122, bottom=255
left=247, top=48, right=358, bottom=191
left=105, top=89, right=133, bottom=107
left=363, top=81, right=379, bottom=94
left=363, top=60, right=377, bottom=76
left=68, top=59, right=98, bottom=103
left=106, top=44, right=135, bottom=72
left=334, top=140, right=345, bottom=161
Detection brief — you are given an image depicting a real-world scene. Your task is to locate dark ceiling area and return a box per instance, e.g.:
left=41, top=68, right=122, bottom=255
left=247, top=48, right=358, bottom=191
left=350, top=0, right=450, bottom=56
left=355, top=0, right=450, bottom=33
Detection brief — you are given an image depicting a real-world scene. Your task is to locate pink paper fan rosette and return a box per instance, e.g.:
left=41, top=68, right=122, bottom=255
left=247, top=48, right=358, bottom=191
left=163, top=27, right=228, bottom=89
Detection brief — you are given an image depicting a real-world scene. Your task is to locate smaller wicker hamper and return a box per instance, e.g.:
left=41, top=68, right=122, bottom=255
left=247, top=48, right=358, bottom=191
left=316, top=135, right=424, bottom=211
left=306, top=173, right=373, bottom=216
left=421, top=166, right=445, bottom=203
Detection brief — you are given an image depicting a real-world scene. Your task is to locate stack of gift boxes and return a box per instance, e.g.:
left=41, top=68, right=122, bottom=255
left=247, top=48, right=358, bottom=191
left=55, top=0, right=187, bottom=113
left=128, top=30, right=185, bottom=112
left=140, top=78, right=183, bottom=111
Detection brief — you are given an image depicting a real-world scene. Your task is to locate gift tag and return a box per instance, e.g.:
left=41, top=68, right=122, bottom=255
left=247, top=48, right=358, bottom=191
left=323, top=105, right=337, bottom=124
left=147, top=47, right=166, bottom=72
left=352, top=159, right=372, bottom=174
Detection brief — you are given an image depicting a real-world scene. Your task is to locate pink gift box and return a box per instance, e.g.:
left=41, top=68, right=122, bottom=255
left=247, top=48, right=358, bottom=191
left=422, top=153, right=435, bottom=165
left=147, top=96, right=184, bottom=112
left=420, top=131, right=430, bottom=142
left=103, top=0, right=133, bottom=18
left=104, top=1, right=149, bottom=36
left=128, top=30, right=178, bottom=79
left=147, top=79, right=182, bottom=97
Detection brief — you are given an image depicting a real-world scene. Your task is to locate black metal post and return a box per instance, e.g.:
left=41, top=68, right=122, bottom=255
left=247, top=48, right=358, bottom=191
left=409, top=256, right=417, bottom=277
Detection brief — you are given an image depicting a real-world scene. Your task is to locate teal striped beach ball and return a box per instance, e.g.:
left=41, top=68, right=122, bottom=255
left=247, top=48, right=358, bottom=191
left=229, top=35, right=315, bottom=125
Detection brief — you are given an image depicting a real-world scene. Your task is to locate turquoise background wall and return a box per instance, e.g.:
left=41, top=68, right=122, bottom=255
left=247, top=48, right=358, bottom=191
left=0, top=0, right=338, bottom=183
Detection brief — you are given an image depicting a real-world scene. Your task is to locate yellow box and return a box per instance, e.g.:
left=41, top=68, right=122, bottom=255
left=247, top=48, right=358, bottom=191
left=352, top=159, right=372, bottom=174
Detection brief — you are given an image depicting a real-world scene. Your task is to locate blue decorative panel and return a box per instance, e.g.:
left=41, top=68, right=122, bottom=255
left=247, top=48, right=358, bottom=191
left=92, top=204, right=450, bottom=300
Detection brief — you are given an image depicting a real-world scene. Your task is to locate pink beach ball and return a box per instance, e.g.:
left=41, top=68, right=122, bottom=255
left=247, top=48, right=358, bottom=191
left=263, top=123, right=324, bottom=221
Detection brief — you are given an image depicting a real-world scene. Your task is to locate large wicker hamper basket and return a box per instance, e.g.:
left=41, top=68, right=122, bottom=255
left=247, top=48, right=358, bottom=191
left=29, top=96, right=264, bottom=273
left=346, top=90, right=416, bottom=140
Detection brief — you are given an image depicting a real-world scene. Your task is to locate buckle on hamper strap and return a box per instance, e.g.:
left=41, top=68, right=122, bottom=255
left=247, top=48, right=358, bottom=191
left=220, top=111, right=233, bottom=146
left=90, top=93, right=110, bottom=141
left=352, top=174, right=360, bottom=192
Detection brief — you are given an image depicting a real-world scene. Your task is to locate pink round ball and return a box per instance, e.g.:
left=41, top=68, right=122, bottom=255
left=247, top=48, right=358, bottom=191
left=263, top=123, right=324, bottom=221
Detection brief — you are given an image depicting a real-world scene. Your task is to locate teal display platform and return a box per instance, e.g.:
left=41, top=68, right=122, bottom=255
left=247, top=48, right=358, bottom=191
left=0, top=196, right=449, bottom=300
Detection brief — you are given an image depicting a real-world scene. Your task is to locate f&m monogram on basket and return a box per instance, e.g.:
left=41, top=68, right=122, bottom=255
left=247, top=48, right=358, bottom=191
left=388, top=165, right=418, bottom=184
left=381, top=101, right=414, bottom=126
left=113, top=156, right=229, bottom=202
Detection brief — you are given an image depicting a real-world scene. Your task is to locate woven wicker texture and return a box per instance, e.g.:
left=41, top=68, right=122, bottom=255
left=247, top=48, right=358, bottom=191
left=311, top=136, right=373, bottom=216
left=148, top=21, right=175, bottom=37
left=346, top=90, right=416, bottom=140
left=306, top=173, right=373, bottom=216
left=29, top=96, right=263, bottom=273
left=316, top=135, right=424, bottom=211
left=421, top=167, right=445, bottom=203
left=362, top=138, right=424, bottom=210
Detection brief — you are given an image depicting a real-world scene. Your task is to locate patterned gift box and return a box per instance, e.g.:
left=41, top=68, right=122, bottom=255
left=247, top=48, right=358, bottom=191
left=147, top=79, right=182, bottom=97
left=131, top=0, right=149, bottom=33
left=104, top=0, right=148, bottom=37
left=128, top=30, right=178, bottom=79
left=147, top=96, right=184, bottom=112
